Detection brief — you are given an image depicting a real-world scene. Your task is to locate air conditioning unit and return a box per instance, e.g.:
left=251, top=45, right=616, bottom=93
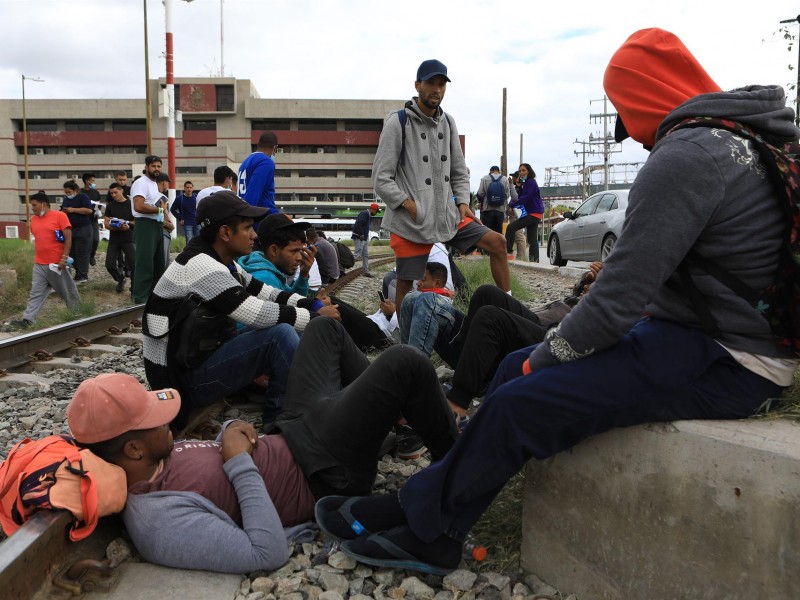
left=276, top=147, right=284, bottom=154
left=67, top=149, right=78, bottom=155
left=34, top=148, right=44, bottom=155
left=316, top=148, right=325, bottom=154
left=33, top=175, right=42, bottom=179
left=308, top=196, right=318, bottom=202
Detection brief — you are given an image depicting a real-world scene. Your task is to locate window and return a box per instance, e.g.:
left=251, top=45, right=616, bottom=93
left=251, top=119, right=291, bottom=131
left=65, top=121, right=104, bottom=131
left=299, top=169, right=332, bottom=178
left=344, top=146, right=375, bottom=154
left=25, top=121, right=57, bottom=132
left=573, top=195, right=602, bottom=218
left=112, top=146, right=146, bottom=154
left=594, top=194, right=617, bottom=214
left=76, top=147, right=106, bottom=154
left=22, top=171, right=60, bottom=179
left=275, top=169, right=292, bottom=177
left=216, top=85, right=235, bottom=111
left=344, top=170, right=372, bottom=178
left=344, top=120, right=383, bottom=131
left=112, top=120, right=146, bottom=131
left=297, top=120, right=337, bottom=131
left=176, top=166, right=207, bottom=174
left=5, top=226, right=19, bottom=238
left=184, top=120, right=217, bottom=131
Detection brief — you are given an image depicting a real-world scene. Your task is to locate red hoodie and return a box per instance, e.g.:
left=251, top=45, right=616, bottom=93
left=603, top=28, right=721, bottom=148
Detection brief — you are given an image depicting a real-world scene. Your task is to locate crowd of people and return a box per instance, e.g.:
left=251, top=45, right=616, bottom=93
left=2, top=28, right=798, bottom=582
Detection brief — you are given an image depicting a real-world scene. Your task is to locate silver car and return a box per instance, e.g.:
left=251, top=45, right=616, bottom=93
left=548, top=189, right=630, bottom=266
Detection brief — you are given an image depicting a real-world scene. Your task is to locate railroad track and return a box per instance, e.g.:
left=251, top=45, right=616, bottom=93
left=0, top=252, right=397, bottom=599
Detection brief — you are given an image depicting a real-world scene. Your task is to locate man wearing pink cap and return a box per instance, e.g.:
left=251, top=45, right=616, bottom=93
left=351, top=202, right=379, bottom=277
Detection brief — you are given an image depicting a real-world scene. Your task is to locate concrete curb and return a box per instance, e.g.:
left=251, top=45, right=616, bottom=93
left=521, top=419, right=800, bottom=599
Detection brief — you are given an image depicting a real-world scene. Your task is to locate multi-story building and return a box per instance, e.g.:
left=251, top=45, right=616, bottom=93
left=0, top=77, right=412, bottom=239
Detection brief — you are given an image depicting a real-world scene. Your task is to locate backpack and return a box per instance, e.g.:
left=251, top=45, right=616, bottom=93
left=667, top=116, right=800, bottom=356
left=0, top=435, right=127, bottom=540
left=335, top=240, right=355, bottom=270
left=396, top=108, right=452, bottom=167
left=486, top=174, right=506, bottom=206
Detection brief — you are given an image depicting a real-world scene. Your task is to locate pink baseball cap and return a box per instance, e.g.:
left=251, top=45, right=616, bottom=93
left=67, top=374, right=180, bottom=444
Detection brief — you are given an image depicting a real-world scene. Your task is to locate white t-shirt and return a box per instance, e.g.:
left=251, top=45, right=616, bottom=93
left=196, top=185, right=228, bottom=204
left=130, top=176, right=162, bottom=220
left=422, top=243, right=454, bottom=291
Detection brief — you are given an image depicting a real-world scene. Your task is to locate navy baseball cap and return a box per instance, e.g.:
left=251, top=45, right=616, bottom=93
left=417, top=59, right=451, bottom=82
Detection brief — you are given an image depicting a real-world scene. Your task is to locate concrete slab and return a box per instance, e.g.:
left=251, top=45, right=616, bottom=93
left=28, top=357, right=94, bottom=373
left=0, top=373, right=53, bottom=392
left=521, top=419, right=800, bottom=600
left=70, top=344, right=125, bottom=358
left=103, top=333, right=144, bottom=346
left=95, top=562, right=242, bottom=600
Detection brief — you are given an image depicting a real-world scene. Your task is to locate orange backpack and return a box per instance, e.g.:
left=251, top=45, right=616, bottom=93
left=0, top=435, right=127, bottom=541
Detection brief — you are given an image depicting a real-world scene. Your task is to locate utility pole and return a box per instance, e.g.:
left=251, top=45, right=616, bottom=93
left=143, top=0, right=153, bottom=154
left=589, top=96, right=617, bottom=190
left=501, top=88, right=507, bottom=175
left=21, top=74, right=44, bottom=240
left=573, top=139, right=591, bottom=199
left=780, top=15, right=800, bottom=126
left=519, top=133, right=523, bottom=166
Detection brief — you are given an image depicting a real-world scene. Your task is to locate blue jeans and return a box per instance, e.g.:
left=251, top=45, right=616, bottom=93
left=184, top=224, right=201, bottom=242
left=188, top=323, right=299, bottom=421
left=397, top=318, right=781, bottom=542
left=400, top=291, right=464, bottom=364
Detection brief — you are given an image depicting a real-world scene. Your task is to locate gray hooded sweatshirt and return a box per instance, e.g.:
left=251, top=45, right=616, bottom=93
left=532, top=85, right=800, bottom=371
left=372, top=99, right=471, bottom=244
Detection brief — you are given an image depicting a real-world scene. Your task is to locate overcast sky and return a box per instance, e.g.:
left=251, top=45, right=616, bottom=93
left=0, top=0, right=797, bottom=191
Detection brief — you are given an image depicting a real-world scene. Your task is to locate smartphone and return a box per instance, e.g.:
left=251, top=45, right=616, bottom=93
left=378, top=291, right=386, bottom=303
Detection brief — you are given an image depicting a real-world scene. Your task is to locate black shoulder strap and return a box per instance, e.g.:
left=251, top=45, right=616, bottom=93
left=398, top=110, right=407, bottom=167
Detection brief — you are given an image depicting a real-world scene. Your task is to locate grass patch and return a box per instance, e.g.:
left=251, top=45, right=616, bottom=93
left=0, top=239, right=35, bottom=316
left=451, top=257, right=531, bottom=313
left=752, top=369, right=800, bottom=421
left=468, top=472, right=524, bottom=574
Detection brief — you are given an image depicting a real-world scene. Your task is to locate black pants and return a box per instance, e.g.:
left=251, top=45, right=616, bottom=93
left=277, top=318, right=457, bottom=498
left=90, top=220, right=100, bottom=263
left=505, top=215, right=540, bottom=261
left=105, top=241, right=135, bottom=283
left=481, top=210, right=504, bottom=235
left=69, top=225, right=92, bottom=281
left=447, top=285, right=547, bottom=410
left=331, top=296, right=392, bottom=352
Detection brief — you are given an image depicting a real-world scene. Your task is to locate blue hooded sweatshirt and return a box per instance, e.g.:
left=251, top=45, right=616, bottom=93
left=238, top=251, right=309, bottom=297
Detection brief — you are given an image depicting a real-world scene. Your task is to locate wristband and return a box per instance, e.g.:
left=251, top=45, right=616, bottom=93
left=310, top=299, right=325, bottom=312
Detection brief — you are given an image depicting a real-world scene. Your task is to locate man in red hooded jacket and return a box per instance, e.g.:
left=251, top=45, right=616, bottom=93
left=313, top=28, right=800, bottom=576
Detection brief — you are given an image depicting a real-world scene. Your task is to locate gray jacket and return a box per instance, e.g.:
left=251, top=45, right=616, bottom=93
left=476, top=172, right=509, bottom=212
left=532, top=85, right=799, bottom=370
left=373, top=100, right=470, bottom=244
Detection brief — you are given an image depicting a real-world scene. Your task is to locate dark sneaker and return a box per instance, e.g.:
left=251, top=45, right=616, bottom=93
left=75, top=278, right=88, bottom=285
left=8, top=319, right=33, bottom=330
left=115, top=278, right=126, bottom=293
left=395, top=425, right=427, bottom=460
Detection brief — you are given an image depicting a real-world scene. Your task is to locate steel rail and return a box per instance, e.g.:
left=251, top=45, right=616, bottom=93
left=0, top=305, right=144, bottom=371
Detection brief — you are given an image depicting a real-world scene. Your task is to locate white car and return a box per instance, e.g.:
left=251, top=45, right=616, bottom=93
left=548, top=189, right=630, bottom=266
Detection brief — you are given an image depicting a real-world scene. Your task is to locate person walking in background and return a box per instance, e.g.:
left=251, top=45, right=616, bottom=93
left=5, top=192, right=80, bottom=329
left=61, top=179, right=93, bottom=283
left=81, top=172, right=103, bottom=267
left=104, top=182, right=135, bottom=293
left=171, top=181, right=199, bottom=242
left=352, top=203, right=378, bottom=277
left=196, top=166, right=237, bottom=204
left=238, top=131, right=279, bottom=214
left=505, top=163, right=543, bottom=262
left=131, top=155, right=168, bottom=303
left=475, top=166, right=508, bottom=235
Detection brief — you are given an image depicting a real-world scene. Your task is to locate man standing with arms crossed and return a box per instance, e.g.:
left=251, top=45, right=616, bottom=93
left=131, top=155, right=168, bottom=303
left=238, top=131, right=279, bottom=214
left=373, top=59, right=509, bottom=314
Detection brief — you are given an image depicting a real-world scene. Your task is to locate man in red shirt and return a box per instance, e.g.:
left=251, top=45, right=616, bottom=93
left=6, top=191, right=81, bottom=329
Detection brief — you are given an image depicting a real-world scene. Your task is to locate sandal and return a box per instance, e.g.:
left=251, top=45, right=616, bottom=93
left=340, top=528, right=456, bottom=576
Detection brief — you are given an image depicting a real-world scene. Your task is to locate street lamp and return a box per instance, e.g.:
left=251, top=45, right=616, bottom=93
left=21, top=74, right=44, bottom=241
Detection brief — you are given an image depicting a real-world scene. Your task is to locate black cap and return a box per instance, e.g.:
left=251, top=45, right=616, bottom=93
left=614, top=115, right=629, bottom=143
left=156, top=173, right=171, bottom=183
left=490, top=166, right=500, bottom=172
left=257, top=213, right=309, bottom=244
left=196, top=191, right=268, bottom=230
left=144, top=155, right=163, bottom=166
left=416, top=59, right=451, bottom=82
